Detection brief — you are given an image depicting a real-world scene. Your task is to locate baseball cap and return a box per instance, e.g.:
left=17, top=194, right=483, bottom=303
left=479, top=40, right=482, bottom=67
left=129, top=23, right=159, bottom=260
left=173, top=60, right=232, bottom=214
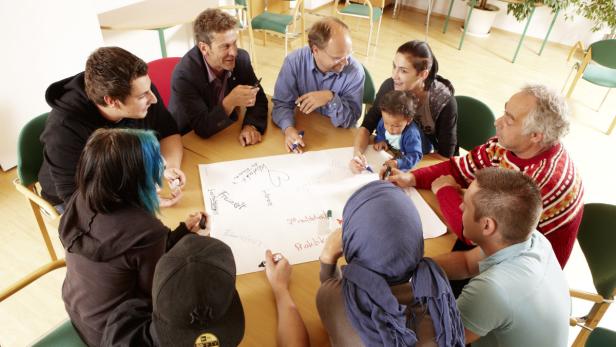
left=152, top=234, right=244, bottom=347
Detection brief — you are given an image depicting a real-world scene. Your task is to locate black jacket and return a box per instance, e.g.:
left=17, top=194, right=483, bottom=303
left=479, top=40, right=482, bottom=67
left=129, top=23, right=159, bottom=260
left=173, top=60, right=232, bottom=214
left=102, top=298, right=157, bottom=347
left=60, top=193, right=188, bottom=347
left=361, top=77, right=458, bottom=157
left=168, top=46, right=267, bottom=137
left=39, top=73, right=179, bottom=204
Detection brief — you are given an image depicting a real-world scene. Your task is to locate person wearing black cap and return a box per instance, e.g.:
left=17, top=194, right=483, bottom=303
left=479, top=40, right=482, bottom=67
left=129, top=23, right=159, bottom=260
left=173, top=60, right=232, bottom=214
left=102, top=233, right=245, bottom=347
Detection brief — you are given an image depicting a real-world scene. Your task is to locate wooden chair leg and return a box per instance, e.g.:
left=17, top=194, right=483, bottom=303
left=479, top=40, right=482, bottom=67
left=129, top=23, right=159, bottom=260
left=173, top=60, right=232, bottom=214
left=566, top=68, right=585, bottom=98
left=248, top=26, right=256, bottom=66
left=29, top=200, right=58, bottom=261
left=375, top=15, right=382, bottom=49
left=607, top=114, right=616, bottom=135
left=366, top=20, right=373, bottom=56
left=597, top=88, right=611, bottom=111
left=567, top=51, right=591, bottom=98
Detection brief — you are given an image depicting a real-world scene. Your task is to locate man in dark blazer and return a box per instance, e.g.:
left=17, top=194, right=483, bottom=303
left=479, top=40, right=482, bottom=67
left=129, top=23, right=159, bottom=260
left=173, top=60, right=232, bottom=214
left=169, top=8, right=267, bottom=146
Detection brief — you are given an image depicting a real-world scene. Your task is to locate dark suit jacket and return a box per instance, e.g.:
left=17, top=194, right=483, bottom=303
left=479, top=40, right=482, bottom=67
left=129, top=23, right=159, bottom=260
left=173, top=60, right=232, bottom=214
left=168, top=46, right=268, bottom=137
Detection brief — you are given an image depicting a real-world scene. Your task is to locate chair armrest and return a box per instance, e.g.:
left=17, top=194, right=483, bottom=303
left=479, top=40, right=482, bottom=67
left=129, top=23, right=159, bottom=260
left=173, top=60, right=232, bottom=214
left=570, top=289, right=606, bottom=303
left=567, top=41, right=585, bottom=62
left=0, top=259, right=66, bottom=302
left=366, top=0, right=374, bottom=11
left=13, top=179, right=60, bottom=219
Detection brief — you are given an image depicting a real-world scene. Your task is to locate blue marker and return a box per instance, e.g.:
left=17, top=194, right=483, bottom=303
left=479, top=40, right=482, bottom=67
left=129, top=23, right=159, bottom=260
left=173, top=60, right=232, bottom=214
left=291, top=130, right=305, bottom=152
left=353, top=156, right=374, bottom=173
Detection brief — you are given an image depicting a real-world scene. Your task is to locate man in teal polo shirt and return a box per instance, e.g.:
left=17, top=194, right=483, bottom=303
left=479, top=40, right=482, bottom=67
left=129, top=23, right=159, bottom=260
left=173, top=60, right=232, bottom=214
left=433, top=167, right=570, bottom=347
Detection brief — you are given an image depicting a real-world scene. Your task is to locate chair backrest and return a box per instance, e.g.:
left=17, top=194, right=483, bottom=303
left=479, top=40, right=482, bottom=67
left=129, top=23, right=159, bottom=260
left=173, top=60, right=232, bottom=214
left=362, top=64, right=375, bottom=105
left=585, top=327, right=616, bottom=347
left=17, top=113, right=49, bottom=187
left=590, top=39, right=616, bottom=69
left=455, top=95, right=496, bottom=151
left=147, top=57, right=181, bottom=107
left=577, top=203, right=616, bottom=299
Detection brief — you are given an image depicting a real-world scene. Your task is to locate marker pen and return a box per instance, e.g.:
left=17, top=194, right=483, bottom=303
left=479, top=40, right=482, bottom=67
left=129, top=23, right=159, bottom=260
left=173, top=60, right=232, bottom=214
left=327, top=209, right=333, bottom=230
left=383, top=165, right=392, bottom=180
left=291, top=130, right=305, bottom=152
left=253, top=77, right=262, bottom=88
left=258, top=253, right=283, bottom=267
left=199, top=214, right=207, bottom=229
left=353, top=156, right=373, bottom=173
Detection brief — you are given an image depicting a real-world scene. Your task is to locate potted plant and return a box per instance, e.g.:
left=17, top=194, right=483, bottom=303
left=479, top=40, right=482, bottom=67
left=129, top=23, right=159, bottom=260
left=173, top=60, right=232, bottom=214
left=464, top=0, right=501, bottom=37
left=571, top=0, right=616, bottom=39
left=505, top=0, right=571, bottom=23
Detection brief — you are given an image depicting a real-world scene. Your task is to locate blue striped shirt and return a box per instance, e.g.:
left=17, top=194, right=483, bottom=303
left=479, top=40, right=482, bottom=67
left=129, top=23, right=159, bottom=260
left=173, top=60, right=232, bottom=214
left=272, top=46, right=365, bottom=130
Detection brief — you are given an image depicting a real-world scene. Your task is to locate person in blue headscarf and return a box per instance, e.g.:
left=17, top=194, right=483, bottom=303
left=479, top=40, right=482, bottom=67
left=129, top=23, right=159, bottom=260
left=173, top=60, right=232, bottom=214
left=316, top=180, right=465, bottom=347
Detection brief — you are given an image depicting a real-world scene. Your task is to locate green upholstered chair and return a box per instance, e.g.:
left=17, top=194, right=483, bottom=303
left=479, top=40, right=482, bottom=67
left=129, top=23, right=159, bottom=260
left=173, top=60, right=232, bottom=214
left=4, top=111, right=65, bottom=307
left=565, top=39, right=616, bottom=135
left=2, top=113, right=84, bottom=346
left=251, top=0, right=305, bottom=56
left=31, top=320, right=86, bottom=347
left=335, top=0, right=384, bottom=56
left=585, top=328, right=616, bottom=347
left=569, top=203, right=616, bottom=347
left=14, top=113, right=61, bottom=261
left=455, top=95, right=496, bottom=152
left=362, top=64, right=375, bottom=115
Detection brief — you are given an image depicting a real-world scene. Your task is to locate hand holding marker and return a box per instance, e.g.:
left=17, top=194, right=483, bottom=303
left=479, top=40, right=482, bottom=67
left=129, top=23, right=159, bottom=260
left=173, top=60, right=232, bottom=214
left=383, top=165, right=392, bottom=180
left=291, top=130, right=305, bottom=152
left=352, top=156, right=373, bottom=173
left=258, top=253, right=282, bottom=267
left=327, top=209, right=335, bottom=230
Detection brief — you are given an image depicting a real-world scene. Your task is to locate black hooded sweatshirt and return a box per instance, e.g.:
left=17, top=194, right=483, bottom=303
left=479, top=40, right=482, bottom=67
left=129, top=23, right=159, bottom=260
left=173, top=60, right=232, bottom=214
left=39, top=72, right=179, bottom=205
left=60, top=192, right=189, bottom=347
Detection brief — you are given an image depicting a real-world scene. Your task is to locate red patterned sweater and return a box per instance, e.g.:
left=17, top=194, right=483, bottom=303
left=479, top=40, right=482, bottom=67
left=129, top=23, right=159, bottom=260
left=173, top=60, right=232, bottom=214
left=413, top=137, right=584, bottom=268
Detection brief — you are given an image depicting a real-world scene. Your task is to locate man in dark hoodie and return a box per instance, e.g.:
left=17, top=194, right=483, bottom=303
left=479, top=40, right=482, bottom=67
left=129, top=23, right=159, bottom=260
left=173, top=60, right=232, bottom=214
left=39, top=46, right=185, bottom=210
left=101, top=234, right=245, bottom=347
left=168, top=8, right=267, bottom=145
left=102, top=244, right=310, bottom=347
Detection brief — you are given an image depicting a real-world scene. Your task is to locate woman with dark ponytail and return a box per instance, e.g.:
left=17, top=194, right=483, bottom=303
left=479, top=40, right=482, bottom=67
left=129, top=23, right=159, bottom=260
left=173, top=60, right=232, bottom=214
left=350, top=41, right=457, bottom=173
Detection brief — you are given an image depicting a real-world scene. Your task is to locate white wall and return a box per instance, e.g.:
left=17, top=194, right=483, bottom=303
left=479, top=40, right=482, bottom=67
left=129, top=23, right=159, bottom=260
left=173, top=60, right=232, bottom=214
left=0, top=0, right=103, bottom=170
left=402, top=0, right=608, bottom=47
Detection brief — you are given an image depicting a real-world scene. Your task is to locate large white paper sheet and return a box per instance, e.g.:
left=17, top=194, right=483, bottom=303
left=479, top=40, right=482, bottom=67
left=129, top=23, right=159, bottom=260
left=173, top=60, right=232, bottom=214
left=199, top=147, right=446, bottom=274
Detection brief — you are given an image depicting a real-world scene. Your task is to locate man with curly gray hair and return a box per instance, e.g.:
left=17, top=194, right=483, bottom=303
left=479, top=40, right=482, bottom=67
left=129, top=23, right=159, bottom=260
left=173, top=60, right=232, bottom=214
left=385, top=84, right=584, bottom=274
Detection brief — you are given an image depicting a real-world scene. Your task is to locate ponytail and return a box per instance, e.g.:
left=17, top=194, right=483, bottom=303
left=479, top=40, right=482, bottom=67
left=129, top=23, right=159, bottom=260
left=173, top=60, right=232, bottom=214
left=424, top=55, right=438, bottom=91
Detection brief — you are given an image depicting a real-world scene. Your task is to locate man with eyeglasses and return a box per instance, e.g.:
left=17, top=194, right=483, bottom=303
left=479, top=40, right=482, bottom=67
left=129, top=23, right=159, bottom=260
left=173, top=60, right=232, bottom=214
left=169, top=9, right=267, bottom=146
left=272, top=17, right=365, bottom=153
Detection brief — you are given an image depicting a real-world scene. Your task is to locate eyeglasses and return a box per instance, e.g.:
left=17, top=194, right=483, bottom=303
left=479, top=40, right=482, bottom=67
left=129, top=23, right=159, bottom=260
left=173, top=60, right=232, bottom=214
left=321, top=49, right=353, bottom=65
